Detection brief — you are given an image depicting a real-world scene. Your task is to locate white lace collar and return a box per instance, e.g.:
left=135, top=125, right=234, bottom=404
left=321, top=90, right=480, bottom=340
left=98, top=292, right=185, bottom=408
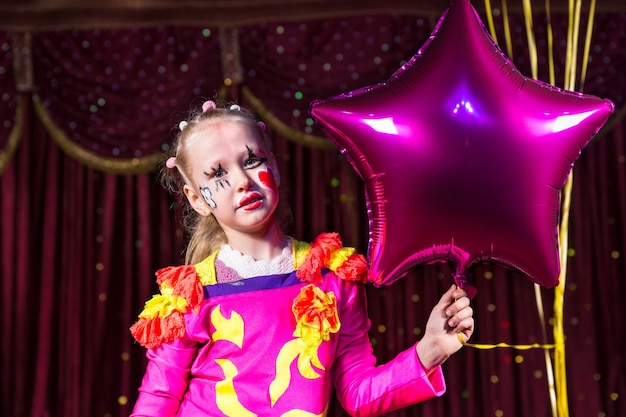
left=216, top=239, right=294, bottom=279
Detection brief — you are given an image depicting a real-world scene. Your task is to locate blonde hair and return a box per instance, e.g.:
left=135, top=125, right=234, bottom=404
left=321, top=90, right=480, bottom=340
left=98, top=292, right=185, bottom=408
left=161, top=101, right=289, bottom=264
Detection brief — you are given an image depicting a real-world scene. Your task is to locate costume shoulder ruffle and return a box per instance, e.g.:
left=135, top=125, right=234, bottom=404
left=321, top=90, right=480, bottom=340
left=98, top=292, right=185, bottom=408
left=295, top=232, right=368, bottom=284
left=130, top=265, right=204, bottom=349
left=130, top=232, right=367, bottom=349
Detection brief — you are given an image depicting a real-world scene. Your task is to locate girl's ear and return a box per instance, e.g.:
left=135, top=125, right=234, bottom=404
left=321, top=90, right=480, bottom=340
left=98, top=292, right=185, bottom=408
left=183, top=184, right=212, bottom=216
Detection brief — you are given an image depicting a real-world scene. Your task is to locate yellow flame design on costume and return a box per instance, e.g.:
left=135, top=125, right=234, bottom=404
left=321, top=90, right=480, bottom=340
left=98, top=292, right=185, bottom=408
left=270, top=338, right=325, bottom=406
left=211, top=305, right=244, bottom=349
left=215, top=359, right=257, bottom=417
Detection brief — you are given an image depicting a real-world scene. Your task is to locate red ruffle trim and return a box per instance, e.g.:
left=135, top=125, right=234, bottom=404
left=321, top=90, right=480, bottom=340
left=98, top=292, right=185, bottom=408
left=296, top=232, right=368, bottom=283
left=334, top=253, right=368, bottom=282
left=157, top=265, right=204, bottom=309
left=130, top=311, right=186, bottom=349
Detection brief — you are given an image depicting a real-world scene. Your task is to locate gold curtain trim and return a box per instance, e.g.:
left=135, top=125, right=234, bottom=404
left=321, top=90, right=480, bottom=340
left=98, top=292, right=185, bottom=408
left=240, top=85, right=336, bottom=151
left=33, top=94, right=164, bottom=174
left=0, top=95, right=24, bottom=175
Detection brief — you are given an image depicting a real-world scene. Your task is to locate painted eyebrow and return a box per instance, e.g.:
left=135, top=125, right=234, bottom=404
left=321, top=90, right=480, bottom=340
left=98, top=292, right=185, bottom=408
left=246, top=145, right=257, bottom=157
left=246, top=145, right=268, bottom=159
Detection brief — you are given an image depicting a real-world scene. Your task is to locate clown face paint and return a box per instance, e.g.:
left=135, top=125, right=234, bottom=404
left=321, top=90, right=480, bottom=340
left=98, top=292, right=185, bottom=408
left=184, top=121, right=282, bottom=235
left=258, top=166, right=278, bottom=195
left=200, top=186, right=217, bottom=209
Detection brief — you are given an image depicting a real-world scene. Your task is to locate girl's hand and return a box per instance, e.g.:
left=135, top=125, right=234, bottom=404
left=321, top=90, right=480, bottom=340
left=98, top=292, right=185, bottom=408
left=416, top=284, right=474, bottom=372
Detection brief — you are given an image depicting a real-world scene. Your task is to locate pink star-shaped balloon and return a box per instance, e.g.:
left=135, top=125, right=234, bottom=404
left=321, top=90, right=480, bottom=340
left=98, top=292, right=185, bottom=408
left=311, top=0, right=613, bottom=289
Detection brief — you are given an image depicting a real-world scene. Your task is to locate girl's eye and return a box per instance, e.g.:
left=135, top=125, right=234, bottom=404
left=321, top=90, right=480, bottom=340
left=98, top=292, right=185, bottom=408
left=214, top=168, right=226, bottom=178
left=206, top=164, right=226, bottom=179
left=244, top=157, right=267, bottom=169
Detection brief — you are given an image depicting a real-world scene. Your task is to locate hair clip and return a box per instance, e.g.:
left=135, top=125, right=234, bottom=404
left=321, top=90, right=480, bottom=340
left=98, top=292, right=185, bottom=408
left=202, top=100, right=217, bottom=112
left=256, top=121, right=266, bottom=132
left=165, top=157, right=177, bottom=168
left=178, top=121, right=188, bottom=131
left=229, top=104, right=241, bottom=111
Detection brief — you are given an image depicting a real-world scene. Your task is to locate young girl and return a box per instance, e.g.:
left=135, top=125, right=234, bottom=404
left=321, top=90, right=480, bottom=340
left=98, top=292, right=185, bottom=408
left=130, top=100, right=474, bottom=417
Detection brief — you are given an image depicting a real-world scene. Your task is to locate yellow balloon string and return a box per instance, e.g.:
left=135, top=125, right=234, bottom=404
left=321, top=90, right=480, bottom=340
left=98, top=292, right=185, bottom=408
left=459, top=334, right=555, bottom=350
left=522, top=3, right=561, bottom=415
left=478, top=2, right=596, bottom=416
left=485, top=0, right=514, bottom=59
left=483, top=0, right=499, bottom=46
left=565, top=0, right=574, bottom=88
left=545, top=0, right=556, bottom=86
left=535, top=283, right=558, bottom=417
left=522, top=0, right=539, bottom=79
left=568, top=0, right=583, bottom=90
left=554, top=174, right=572, bottom=417
left=579, top=0, right=598, bottom=92
left=502, top=0, right=514, bottom=60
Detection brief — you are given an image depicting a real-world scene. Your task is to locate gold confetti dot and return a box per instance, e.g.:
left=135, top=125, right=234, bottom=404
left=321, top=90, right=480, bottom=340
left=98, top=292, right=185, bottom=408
left=98, top=293, right=107, bottom=302
left=118, top=396, right=128, bottom=405
left=533, top=370, right=543, bottom=379
left=495, top=409, right=504, bottom=417
left=593, top=373, right=602, bottom=382
left=568, top=283, right=577, bottom=291
left=413, top=327, right=422, bottom=336
left=490, top=375, right=499, bottom=384
left=96, top=262, right=104, bottom=271
left=121, top=352, right=130, bottom=361
left=484, top=271, right=493, bottom=279
left=610, top=392, right=619, bottom=401
left=567, top=248, right=576, bottom=257
left=411, top=294, right=420, bottom=302
left=96, top=235, right=104, bottom=243
left=377, top=325, right=386, bottom=333
left=514, top=355, right=524, bottom=364
left=610, top=250, right=620, bottom=259
left=487, top=304, right=496, bottom=312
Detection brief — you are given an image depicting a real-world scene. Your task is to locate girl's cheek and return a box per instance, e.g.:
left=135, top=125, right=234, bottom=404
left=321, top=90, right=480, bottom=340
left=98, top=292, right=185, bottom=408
left=258, top=168, right=278, bottom=194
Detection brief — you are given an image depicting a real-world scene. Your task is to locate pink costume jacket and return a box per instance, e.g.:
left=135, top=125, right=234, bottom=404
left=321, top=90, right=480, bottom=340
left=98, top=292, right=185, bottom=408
left=130, top=233, right=445, bottom=417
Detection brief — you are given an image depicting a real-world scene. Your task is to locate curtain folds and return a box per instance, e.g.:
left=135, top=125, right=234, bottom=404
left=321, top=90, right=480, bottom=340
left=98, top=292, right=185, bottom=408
left=1, top=12, right=624, bottom=173
left=1, top=9, right=625, bottom=417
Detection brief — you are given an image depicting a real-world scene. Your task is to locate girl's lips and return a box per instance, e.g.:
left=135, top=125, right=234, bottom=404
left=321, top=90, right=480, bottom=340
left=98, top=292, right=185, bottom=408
left=238, top=192, right=263, bottom=210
